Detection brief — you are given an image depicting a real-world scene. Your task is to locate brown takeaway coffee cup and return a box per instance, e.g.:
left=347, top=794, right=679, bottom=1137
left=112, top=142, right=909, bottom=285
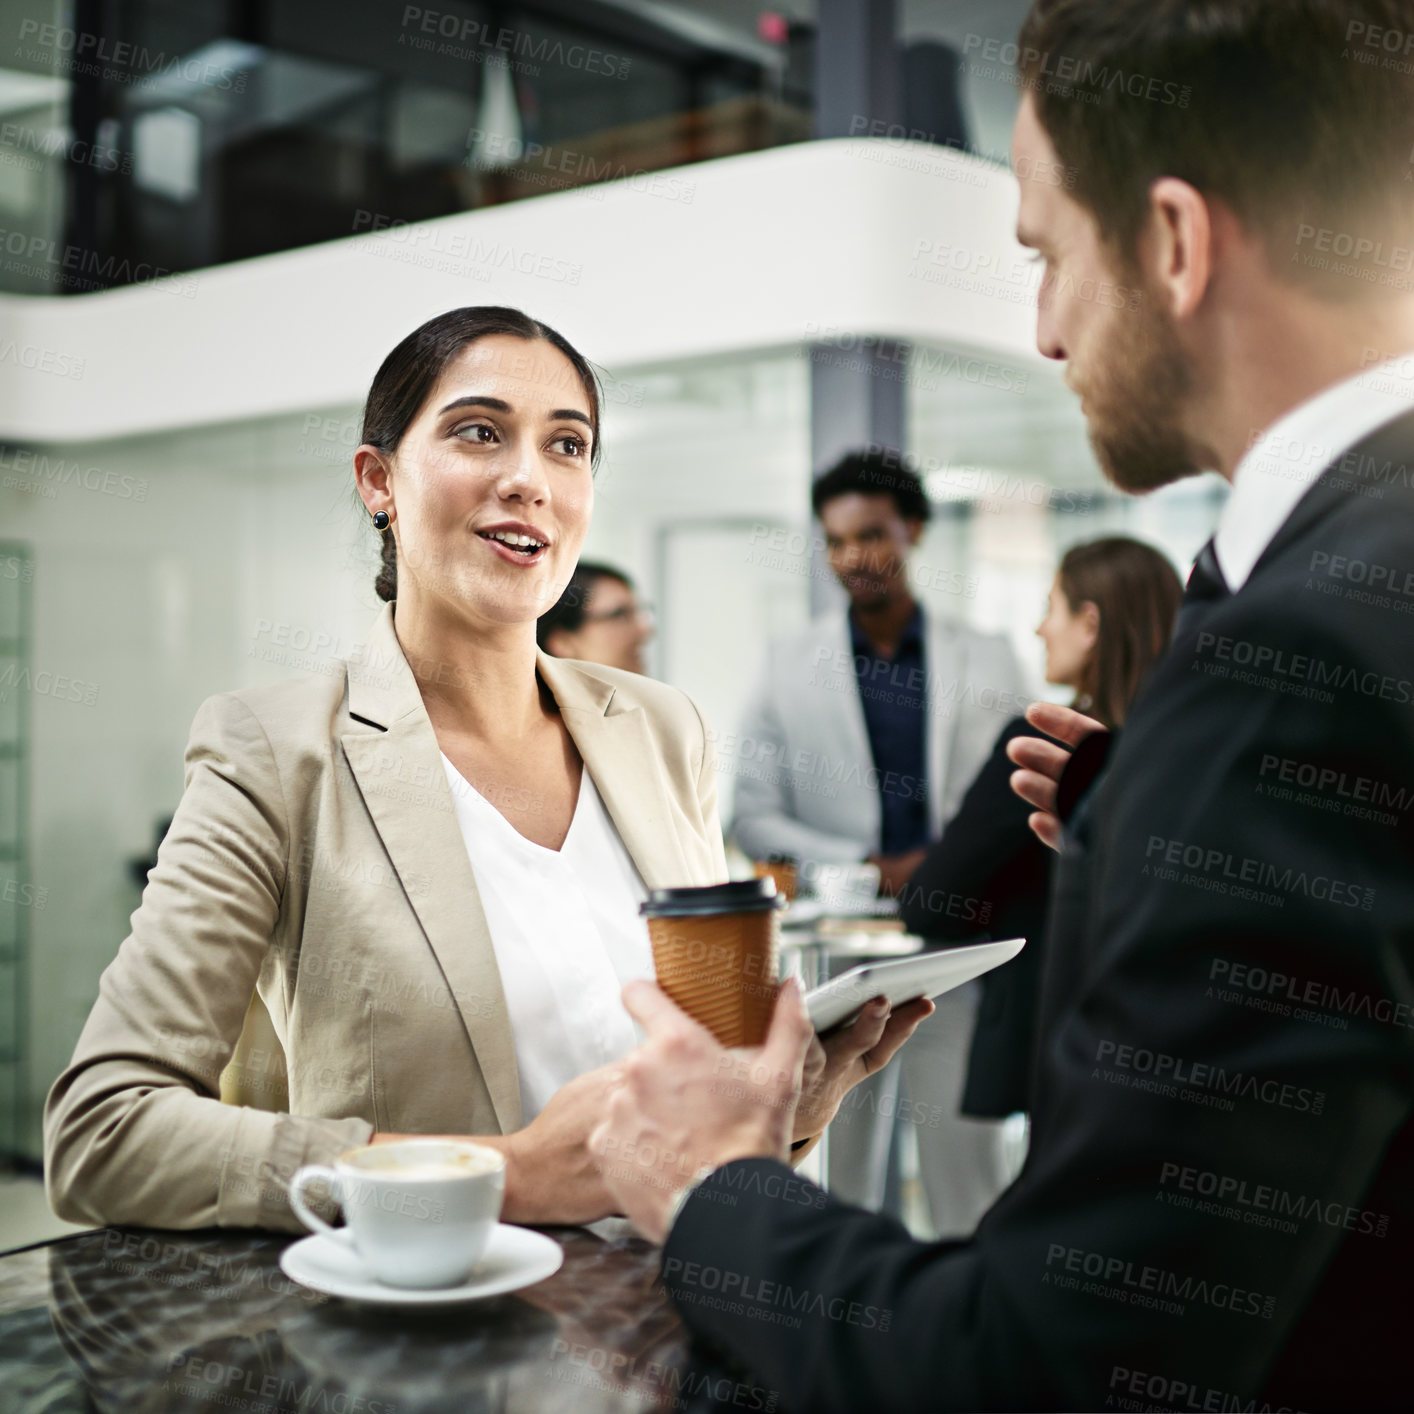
left=752, top=854, right=799, bottom=901
left=640, top=879, right=786, bottom=1047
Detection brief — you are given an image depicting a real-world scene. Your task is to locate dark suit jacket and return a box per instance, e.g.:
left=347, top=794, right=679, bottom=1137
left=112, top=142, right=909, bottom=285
left=899, top=717, right=1052, bottom=1117
left=663, top=410, right=1414, bottom=1412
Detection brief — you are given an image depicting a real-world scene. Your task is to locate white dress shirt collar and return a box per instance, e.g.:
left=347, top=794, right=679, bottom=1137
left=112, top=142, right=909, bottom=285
left=1213, top=359, right=1413, bottom=591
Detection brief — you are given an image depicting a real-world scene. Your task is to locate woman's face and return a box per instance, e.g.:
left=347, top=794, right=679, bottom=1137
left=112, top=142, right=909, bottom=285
left=1036, top=575, right=1099, bottom=689
left=368, top=334, right=595, bottom=627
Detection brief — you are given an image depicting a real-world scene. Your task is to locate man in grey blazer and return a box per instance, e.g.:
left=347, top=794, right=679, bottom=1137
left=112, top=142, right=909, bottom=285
left=729, top=449, right=1030, bottom=1235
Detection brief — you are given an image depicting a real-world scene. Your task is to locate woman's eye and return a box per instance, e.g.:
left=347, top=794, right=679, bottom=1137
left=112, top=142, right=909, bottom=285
left=551, top=434, right=587, bottom=457
left=456, top=423, right=497, bottom=443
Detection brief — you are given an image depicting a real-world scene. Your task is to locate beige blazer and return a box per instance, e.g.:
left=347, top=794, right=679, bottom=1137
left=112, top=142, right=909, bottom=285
left=44, top=602, right=728, bottom=1233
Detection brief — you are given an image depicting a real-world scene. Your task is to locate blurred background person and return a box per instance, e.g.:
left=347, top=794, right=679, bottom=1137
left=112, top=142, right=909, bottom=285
left=899, top=537, right=1183, bottom=1175
left=537, top=561, right=653, bottom=675
left=731, top=447, right=1028, bottom=1232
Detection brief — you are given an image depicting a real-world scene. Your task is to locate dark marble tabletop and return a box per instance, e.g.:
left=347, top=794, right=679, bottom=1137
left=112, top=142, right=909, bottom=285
left=0, top=1220, right=773, bottom=1414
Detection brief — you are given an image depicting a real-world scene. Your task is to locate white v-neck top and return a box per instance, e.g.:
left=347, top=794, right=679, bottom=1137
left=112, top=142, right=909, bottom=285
left=440, top=753, right=653, bottom=1123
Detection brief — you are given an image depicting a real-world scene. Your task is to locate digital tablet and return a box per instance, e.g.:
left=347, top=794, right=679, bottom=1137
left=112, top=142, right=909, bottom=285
left=805, top=938, right=1026, bottom=1033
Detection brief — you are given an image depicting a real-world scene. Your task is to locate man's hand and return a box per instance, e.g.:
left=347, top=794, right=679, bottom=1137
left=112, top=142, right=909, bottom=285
left=590, top=979, right=814, bottom=1244
left=793, top=995, right=935, bottom=1141
left=1006, top=701, right=1105, bottom=851
left=868, top=848, right=928, bottom=897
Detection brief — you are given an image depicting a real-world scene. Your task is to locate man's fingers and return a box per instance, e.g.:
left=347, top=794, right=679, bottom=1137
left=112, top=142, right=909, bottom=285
left=1010, top=766, right=1058, bottom=814
left=761, top=979, right=814, bottom=1085
left=1029, top=811, right=1064, bottom=852
left=1023, top=700, right=1105, bottom=746
left=621, top=979, right=714, bottom=1045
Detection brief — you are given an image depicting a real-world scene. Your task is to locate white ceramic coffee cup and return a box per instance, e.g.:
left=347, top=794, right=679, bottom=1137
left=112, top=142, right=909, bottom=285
left=288, top=1138, right=506, bottom=1289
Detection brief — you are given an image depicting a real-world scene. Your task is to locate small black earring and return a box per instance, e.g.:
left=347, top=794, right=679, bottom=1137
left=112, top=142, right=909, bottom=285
left=372, top=510, right=390, bottom=530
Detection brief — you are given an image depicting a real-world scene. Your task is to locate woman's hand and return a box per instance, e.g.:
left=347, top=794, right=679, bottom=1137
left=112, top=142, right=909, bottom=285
left=1007, top=701, right=1106, bottom=851
left=370, top=1060, right=625, bottom=1226
left=496, top=1063, right=626, bottom=1224
left=790, top=994, right=935, bottom=1143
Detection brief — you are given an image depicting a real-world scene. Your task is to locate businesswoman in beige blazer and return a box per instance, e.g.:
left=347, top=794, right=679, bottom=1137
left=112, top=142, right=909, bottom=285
left=44, top=306, right=925, bottom=1234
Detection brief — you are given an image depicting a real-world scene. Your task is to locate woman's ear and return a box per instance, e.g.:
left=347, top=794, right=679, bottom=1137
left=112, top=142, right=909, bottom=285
left=1078, top=600, right=1101, bottom=652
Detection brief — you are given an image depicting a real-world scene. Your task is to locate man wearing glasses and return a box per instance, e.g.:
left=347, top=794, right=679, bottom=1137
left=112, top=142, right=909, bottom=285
left=538, top=560, right=654, bottom=675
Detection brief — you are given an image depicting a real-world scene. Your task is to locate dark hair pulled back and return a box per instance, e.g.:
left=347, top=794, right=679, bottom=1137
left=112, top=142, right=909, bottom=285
left=359, top=306, right=603, bottom=602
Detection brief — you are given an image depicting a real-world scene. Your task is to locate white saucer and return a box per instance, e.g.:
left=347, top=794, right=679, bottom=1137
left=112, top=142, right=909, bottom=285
left=279, top=1223, right=563, bottom=1305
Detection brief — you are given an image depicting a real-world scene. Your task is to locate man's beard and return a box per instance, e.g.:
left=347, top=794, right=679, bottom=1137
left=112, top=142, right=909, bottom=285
left=1081, top=284, right=1209, bottom=493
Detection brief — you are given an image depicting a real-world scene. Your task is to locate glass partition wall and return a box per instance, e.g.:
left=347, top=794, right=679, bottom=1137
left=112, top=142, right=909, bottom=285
left=0, top=0, right=812, bottom=294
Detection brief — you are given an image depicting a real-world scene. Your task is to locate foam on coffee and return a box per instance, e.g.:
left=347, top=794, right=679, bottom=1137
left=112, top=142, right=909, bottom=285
left=342, top=1143, right=503, bottom=1179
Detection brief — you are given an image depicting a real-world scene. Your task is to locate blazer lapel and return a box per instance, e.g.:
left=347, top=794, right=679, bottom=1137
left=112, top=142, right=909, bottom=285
left=817, top=611, right=882, bottom=849
left=1248, top=406, right=1414, bottom=587
left=339, top=604, right=522, bottom=1134
left=536, top=651, right=696, bottom=889
left=923, top=612, right=961, bottom=836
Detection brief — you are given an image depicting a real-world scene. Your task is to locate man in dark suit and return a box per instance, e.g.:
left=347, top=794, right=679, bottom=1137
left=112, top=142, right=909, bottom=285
left=591, top=1, right=1414, bottom=1409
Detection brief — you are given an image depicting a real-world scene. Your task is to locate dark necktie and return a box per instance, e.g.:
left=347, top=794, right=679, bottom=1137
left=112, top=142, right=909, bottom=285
left=1175, top=536, right=1230, bottom=637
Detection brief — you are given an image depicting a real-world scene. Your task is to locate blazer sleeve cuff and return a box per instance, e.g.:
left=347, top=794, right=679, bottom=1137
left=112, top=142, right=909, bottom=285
left=1055, top=728, right=1115, bottom=822
left=661, top=1156, right=811, bottom=1285
left=218, top=1107, right=375, bottom=1231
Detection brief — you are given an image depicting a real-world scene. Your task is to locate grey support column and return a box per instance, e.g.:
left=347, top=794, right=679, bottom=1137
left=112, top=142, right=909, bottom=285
left=808, top=0, right=908, bottom=615
left=815, top=0, right=900, bottom=139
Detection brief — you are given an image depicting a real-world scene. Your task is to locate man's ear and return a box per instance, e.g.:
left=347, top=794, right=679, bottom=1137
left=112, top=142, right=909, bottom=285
left=542, top=628, right=577, bottom=659
left=904, top=517, right=925, bottom=548
left=1144, top=176, right=1214, bottom=320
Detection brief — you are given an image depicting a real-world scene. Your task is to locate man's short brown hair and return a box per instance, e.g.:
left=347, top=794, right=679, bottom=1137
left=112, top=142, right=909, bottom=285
left=1018, top=0, right=1414, bottom=295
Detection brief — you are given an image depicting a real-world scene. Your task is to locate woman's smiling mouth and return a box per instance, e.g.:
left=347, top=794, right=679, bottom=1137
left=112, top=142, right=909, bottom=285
left=477, top=522, right=550, bottom=565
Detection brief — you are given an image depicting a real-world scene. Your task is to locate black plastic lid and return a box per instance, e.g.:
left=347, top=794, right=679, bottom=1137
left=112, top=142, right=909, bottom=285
left=639, top=878, right=786, bottom=918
